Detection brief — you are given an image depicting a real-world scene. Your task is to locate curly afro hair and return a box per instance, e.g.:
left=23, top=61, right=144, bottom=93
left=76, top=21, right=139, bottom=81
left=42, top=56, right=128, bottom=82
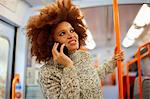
left=26, top=0, right=87, bottom=63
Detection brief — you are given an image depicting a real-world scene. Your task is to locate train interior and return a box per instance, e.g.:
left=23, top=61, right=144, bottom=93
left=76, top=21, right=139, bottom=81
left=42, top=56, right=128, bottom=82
left=0, top=0, right=150, bottom=99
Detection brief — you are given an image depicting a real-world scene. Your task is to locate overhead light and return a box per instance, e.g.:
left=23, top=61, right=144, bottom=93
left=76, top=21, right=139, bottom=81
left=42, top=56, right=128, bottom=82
left=126, top=25, right=144, bottom=39
left=122, top=37, right=135, bottom=48
left=133, top=4, right=150, bottom=27
left=82, top=19, right=96, bottom=50
left=85, top=30, right=96, bottom=49
left=122, top=4, right=150, bottom=48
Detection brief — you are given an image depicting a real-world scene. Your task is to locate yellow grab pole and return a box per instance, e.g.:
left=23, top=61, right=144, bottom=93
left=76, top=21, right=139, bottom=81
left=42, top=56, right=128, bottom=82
left=12, top=74, right=20, bottom=99
left=113, top=0, right=124, bottom=99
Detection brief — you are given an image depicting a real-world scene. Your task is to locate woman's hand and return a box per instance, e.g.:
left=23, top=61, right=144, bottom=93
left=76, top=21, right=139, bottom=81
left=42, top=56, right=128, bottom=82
left=52, top=43, right=73, bottom=67
left=111, top=50, right=124, bottom=68
left=113, top=50, right=124, bottom=61
left=112, top=46, right=124, bottom=61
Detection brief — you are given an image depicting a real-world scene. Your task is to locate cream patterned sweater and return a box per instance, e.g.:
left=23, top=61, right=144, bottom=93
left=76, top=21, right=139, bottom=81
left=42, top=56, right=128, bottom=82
left=38, top=50, right=116, bottom=99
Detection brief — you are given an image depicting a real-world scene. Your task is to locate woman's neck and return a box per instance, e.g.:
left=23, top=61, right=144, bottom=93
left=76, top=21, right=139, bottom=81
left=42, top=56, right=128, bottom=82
left=68, top=50, right=77, bottom=55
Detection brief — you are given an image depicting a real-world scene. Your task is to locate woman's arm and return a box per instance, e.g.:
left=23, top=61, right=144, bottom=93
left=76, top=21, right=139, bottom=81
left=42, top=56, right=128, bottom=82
left=96, top=58, right=116, bottom=80
left=38, top=65, right=80, bottom=99
left=96, top=51, right=124, bottom=80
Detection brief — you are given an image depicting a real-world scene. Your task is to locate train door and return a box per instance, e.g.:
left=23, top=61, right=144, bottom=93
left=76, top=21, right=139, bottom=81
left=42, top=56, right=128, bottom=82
left=0, top=20, right=15, bottom=99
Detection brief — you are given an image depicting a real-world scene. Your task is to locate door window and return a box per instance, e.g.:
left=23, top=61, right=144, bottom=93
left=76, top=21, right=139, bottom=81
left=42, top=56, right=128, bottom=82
left=0, top=37, right=9, bottom=99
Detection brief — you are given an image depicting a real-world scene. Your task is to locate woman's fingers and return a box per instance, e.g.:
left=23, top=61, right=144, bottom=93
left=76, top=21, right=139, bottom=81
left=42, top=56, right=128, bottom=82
left=52, top=43, right=58, bottom=55
left=114, top=51, right=124, bottom=61
left=52, top=43, right=59, bottom=61
left=60, top=43, right=65, bottom=54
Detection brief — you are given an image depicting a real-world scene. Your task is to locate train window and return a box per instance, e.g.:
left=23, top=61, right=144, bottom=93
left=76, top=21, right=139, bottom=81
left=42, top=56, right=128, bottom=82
left=25, top=42, right=44, bottom=99
left=0, top=37, right=9, bottom=99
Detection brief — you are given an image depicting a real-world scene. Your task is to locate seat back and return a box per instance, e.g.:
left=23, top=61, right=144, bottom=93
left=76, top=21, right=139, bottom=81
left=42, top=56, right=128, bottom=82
left=142, top=78, right=150, bottom=99
left=133, top=76, right=150, bottom=99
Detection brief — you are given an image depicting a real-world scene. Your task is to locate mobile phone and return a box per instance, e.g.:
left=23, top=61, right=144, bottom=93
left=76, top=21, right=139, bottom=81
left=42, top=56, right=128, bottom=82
left=57, top=43, right=68, bottom=56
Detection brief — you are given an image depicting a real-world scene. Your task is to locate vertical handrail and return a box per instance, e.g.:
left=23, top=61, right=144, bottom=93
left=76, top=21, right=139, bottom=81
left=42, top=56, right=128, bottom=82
left=12, top=74, right=20, bottom=99
left=113, top=0, right=124, bottom=99
left=126, top=62, right=130, bottom=99
left=136, top=49, right=142, bottom=99
left=126, top=59, right=137, bottom=99
left=125, top=42, right=150, bottom=99
left=136, top=42, right=150, bottom=99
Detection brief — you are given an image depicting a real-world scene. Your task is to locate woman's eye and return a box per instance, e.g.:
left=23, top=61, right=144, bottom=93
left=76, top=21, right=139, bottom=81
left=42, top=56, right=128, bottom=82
left=70, top=28, right=74, bottom=33
left=59, top=31, right=65, bottom=36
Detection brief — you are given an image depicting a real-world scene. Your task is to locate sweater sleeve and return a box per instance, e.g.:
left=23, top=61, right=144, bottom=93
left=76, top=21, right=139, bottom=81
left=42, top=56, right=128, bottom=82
left=96, top=58, right=117, bottom=80
left=38, top=65, right=80, bottom=99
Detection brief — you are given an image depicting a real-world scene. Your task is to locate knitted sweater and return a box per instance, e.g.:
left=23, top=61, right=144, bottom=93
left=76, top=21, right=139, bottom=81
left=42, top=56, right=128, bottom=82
left=38, top=50, right=116, bottom=99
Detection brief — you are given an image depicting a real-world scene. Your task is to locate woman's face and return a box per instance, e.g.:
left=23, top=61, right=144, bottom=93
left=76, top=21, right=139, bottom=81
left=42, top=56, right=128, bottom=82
left=53, top=21, right=79, bottom=52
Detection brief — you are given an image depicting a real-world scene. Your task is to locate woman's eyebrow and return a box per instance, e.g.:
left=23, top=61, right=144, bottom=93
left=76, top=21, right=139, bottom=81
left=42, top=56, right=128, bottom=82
left=56, top=30, right=65, bottom=35
left=56, top=27, right=73, bottom=34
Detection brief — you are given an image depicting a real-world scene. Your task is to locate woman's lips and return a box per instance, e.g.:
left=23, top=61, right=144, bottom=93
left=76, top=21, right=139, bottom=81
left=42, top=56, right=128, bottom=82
left=68, top=39, right=76, bottom=45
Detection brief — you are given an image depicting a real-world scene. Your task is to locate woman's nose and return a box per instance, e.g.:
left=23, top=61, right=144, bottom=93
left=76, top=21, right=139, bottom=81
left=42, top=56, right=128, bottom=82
left=67, top=33, right=73, bottom=39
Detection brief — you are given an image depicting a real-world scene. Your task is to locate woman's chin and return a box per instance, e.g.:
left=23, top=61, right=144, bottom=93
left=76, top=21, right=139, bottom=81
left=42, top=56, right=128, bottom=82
left=68, top=46, right=78, bottom=52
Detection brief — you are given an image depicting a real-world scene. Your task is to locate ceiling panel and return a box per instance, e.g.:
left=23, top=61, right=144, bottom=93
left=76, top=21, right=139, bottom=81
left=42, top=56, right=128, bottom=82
left=24, top=0, right=54, bottom=6
left=23, top=0, right=149, bottom=7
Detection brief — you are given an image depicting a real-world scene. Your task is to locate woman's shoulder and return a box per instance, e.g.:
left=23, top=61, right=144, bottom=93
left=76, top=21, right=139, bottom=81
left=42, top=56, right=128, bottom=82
left=71, top=50, right=91, bottom=57
left=69, top=50, right=93, bottom=63
left=39, top=61, right=63, bottom=77
left=78, top=50, right=90, bottom=54
left=77, top=50, right=92, bottom=58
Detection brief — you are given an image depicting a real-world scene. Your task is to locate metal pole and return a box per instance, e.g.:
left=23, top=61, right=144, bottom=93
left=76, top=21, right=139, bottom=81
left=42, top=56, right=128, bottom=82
left=12, top=74, right=20, bottom=99
left=113, top=0, right=124, bottom=99
left=136, top=49, right=142, bottom=99
left=126, top=62, right=130, bottom=99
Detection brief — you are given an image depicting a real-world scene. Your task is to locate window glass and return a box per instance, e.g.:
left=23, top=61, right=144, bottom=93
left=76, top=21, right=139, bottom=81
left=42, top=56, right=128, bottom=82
left=0, top=37, right=9, bottom=99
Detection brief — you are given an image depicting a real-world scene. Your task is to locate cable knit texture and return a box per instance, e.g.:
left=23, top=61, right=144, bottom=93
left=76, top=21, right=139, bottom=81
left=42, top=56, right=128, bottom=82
left=38, top=50, right=116, bottom=99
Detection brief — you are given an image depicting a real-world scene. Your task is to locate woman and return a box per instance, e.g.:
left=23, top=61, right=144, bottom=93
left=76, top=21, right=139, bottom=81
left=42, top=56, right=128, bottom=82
left=26, top=0, right=124, bottom=99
